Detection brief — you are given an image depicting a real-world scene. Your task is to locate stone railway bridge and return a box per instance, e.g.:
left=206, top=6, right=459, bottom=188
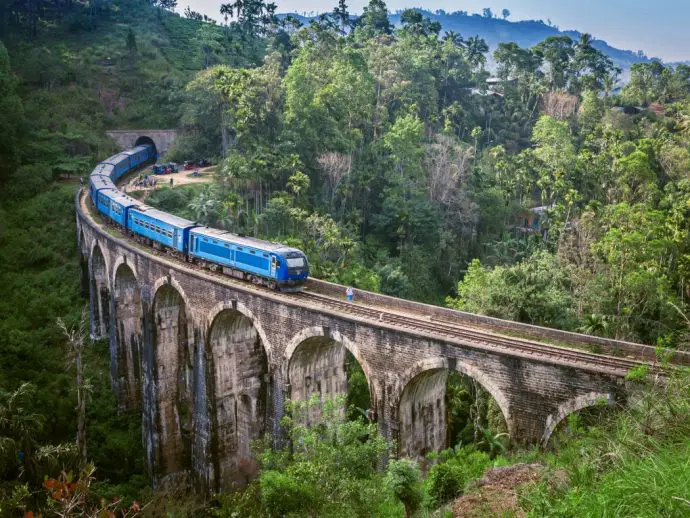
left=76, top=188, right=681, bottom=492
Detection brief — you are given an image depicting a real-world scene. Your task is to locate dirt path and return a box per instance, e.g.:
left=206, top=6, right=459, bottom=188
left=120, top=166, right=216, bottom=196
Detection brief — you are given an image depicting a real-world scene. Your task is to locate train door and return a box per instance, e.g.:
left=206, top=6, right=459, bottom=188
left=270, top=256, right=277, bottom=277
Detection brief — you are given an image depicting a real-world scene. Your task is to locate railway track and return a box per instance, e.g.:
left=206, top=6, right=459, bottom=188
left=298, top=291, right=651, bottom=374
left=82, top=191, right=655, bottom=376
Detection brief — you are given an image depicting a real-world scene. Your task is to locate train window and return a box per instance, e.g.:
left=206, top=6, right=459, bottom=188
left=250, top=250, right=256, bottom=255
left=263, top=253, right=268, bottom=258
left=203, top=238, right=208, bottom=242
left=213, top=240, right=217, bottom=244
left=224, top=244, right=230, bottom=248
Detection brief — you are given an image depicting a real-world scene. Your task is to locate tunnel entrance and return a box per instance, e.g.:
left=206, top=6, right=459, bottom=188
left=135, top=136, right=157, bottom=158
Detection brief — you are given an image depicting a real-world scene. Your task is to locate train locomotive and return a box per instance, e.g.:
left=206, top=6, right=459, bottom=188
left=86, top=144, right=309, bottom=291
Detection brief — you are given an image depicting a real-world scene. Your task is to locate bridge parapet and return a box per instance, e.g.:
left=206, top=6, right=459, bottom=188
left=307, top=278, right=690, bottom=365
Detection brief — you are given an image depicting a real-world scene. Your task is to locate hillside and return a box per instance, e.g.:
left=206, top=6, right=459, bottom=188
left=282, top=9, right=649, bottom=72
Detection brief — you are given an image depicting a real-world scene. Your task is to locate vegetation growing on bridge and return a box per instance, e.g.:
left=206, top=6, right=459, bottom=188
left=1, top=0, right=690, bottom=515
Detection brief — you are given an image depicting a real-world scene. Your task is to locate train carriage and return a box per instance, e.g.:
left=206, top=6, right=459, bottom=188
left=88, top=174, right=115, bottom=204
left=108, top=193, right=141, bottom=227
left=128, top=207, right=197, bottom=253
left=95, top=188, right=118, bottom=218
left=91, top=163, right=115, bottom=178
left=122, top=145, right=153, bottom=169
left=103, top=152, right=133, bottom=181
left=83, top=142, right=309, bottom=290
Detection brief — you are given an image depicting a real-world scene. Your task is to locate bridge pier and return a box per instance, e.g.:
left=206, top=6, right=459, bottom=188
left=111, top=262, right=144, bottom=410
left=89, top=243, right=110, bottom=340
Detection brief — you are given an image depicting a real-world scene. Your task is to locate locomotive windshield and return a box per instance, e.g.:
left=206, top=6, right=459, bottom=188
left=287, top=257, right=305, bottom=268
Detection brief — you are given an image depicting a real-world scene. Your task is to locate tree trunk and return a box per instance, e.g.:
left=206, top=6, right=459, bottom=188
left=76, top=346, right=87, bottom=466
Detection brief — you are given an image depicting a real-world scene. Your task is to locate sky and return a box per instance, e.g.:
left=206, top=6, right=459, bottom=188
left=179, top=0, right=690, bottom=61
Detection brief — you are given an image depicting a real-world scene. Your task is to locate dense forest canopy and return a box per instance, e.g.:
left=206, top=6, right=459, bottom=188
left=1, top=0, right=690, bottom=515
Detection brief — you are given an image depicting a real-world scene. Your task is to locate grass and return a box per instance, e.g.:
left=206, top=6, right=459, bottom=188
left=516, top=371, right=690, bottom=517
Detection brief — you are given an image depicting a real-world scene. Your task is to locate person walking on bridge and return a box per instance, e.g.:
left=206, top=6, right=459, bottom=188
left=346, top=286, right=354, bottom=302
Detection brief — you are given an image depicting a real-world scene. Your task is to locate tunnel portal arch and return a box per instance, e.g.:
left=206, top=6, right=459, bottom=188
left=135, top=136, right=157, bottom=156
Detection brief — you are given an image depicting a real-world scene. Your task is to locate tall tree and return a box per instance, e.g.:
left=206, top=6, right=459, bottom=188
left=356, top=0, right=392, bottom=38
left=465, top=35, right=489, bottom=68
left=332, top=0, right=351, bottom=33
left=0, top=42, right=24, bottom=183
left=58, top=312, right=90, bottom=468
left=126, top=28, right=137, bottom=67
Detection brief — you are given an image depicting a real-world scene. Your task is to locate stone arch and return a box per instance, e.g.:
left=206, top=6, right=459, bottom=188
left=111, top=255, right=138, bottom=289
left=397, top=357, right=512, bottom=460
left=284, top=326, right=372, bottom=386
left=135, top=136, right=157, bottom=157
left=205, top=307, right=269, bottom=491
left=152, top=274, right=191, bottom=314
left=89, top=240, right=111, bottom=288
left=89, top=242, right=110, bottom=339
left=150, top=282, right=193, bottom=476
left=285, top=326, right=374, bottom=426
left=206, top=301, right=274, bottom=364
left=112, top=262, right=143, bottom=410
left=541, top=392, right=615, bottom=446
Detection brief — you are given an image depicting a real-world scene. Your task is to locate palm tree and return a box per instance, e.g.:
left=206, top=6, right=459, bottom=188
left=465, top=35, right=489, bottom=68
left=220, top=3, right=232, bottom=34
left=189, top=186, right=222, bottom=225
left=442, top=30, right=464, bottom=47
left=478, top=427, right=509, bottom=459
left=576, top=32, right=594, bottom=51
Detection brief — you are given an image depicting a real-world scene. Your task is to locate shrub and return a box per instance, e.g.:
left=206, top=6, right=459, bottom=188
left=426, top=462, right=465, bottom=508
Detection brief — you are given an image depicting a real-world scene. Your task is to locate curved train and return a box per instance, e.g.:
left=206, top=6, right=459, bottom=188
left=87, top=144, right=309, bottom=291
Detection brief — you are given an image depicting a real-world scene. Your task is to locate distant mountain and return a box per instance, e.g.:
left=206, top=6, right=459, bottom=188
left=280, top=9, right=650, bottom=73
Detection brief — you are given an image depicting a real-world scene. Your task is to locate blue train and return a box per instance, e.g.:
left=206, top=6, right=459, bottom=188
left=86, top=144, right=309, bottom=291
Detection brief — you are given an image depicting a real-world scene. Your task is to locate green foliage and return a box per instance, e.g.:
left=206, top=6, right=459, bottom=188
left=425, top=461, right=465, bottom=508
left=448, top=253, right=577, bottom=329
left=521, top=370, right=690, bottom=517
left=385, top=459, right=423, bottom=517
left=625, top=365, right=649, bottom=382
left=256, top=396, right=392, bottom=517
left=424, top=446, right=492, bottom=509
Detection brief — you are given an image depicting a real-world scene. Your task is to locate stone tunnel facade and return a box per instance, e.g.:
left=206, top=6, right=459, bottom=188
left=106, top=130, right=178, bottom=157
left=77, top=201, right=631, bottom=492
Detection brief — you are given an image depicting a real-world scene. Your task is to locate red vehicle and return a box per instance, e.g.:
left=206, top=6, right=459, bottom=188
left=184, top=161, right=195, bottom=170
